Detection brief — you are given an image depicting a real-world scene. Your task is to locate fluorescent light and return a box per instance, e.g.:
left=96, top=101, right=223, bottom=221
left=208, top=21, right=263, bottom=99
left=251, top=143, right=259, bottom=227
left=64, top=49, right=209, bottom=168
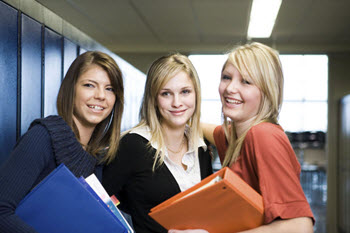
left=247, top=0, right=282, bottom=38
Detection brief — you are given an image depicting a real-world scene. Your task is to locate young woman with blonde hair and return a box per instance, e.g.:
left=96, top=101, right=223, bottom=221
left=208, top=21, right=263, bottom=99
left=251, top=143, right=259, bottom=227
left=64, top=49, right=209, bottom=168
left=103, top=53, right=213, bottom=233
left=171, top=42, right=314, bottom=233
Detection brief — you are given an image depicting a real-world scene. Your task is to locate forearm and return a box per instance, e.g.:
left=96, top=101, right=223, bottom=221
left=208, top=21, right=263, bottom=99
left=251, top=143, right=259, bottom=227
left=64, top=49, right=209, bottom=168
left=239, top=217, right=313, bottom=233
left=200, top=123, right=218, bottom=146
left=0, top=201, right=36, bottom=233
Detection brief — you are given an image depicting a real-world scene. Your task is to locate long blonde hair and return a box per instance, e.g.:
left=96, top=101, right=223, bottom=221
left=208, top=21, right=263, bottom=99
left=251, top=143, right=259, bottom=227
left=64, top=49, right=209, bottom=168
left=131, top=53, right=202, bottom=170
left=222, top=42, right=284, bottom=167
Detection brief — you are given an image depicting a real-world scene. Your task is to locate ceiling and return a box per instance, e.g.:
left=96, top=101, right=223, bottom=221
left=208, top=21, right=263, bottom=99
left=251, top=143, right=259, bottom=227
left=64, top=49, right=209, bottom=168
left=35, top=0, right=350, bottom=55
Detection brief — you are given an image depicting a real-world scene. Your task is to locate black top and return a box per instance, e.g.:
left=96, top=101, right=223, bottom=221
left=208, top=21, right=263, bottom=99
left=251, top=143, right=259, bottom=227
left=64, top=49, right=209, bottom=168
left=103, top=133, right=213, bottom=233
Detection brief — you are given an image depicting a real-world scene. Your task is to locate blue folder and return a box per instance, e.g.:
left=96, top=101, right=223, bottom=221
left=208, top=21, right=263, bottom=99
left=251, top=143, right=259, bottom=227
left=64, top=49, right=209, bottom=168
left=15, top=164, right=128, bottom=233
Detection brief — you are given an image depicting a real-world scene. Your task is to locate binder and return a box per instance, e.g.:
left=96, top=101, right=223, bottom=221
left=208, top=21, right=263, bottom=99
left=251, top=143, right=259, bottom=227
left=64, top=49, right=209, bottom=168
left=15, top=164, right=128, bottom=233
left=149, top=167, right=264, bottom=233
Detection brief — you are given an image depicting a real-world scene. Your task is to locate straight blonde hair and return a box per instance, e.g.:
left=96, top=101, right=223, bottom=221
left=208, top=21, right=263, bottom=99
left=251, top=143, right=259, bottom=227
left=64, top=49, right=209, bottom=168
left=222, top=42, right=284, bottom=167
left=130, top=53, right=202, bottom=170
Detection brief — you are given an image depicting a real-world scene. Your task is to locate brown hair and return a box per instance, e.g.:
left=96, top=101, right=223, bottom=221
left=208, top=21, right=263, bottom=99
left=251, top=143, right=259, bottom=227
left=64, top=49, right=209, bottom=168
left=57, top=51, right=124, bottom=164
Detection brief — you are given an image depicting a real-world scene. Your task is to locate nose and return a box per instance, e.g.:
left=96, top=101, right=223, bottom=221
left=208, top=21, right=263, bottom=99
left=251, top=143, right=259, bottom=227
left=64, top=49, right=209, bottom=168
left=94, top=87, right=106, bottom=100
left=172, top=94, right=182, bottom=108
left=225, top=79, right=238, bottom=94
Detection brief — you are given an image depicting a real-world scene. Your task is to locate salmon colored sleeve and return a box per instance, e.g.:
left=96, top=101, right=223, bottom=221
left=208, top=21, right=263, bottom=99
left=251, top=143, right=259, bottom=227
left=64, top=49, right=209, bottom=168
left=242, top=123, right=314, bottom=224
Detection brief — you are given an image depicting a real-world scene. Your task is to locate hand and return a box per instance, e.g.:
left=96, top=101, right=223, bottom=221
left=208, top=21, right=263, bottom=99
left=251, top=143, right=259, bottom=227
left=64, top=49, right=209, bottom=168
left=168, top=230, right=209, bottom=233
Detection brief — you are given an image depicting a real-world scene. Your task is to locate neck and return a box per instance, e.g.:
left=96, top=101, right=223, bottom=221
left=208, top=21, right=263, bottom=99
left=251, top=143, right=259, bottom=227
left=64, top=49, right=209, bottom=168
left=73, top=117, right=95, bottom=148
left=162, top=124, right=188, bottom=169
left=234, top=117, right=256, bottom=138
left=162, top=124, right=186, bottom=144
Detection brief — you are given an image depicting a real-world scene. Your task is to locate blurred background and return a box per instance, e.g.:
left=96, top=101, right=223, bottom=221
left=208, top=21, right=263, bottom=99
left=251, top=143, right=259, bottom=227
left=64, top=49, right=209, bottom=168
left=1, top=0, right=350, bottom=232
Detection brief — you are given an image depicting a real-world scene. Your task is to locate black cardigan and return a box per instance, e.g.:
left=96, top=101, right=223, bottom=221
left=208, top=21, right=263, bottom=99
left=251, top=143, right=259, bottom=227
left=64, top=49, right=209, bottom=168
left=103, top=133, right=213, bottom=233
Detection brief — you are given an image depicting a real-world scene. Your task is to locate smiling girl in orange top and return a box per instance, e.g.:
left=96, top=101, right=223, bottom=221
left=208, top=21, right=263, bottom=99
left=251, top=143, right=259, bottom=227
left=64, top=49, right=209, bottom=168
left=170, top=42, right=314, bottom=233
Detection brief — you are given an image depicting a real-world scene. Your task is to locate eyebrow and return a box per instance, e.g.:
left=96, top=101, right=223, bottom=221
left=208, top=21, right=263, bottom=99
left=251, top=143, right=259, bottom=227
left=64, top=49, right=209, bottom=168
left=82, top=79, right=112, bottom=86
left=161, top=86, right=193, bottom=90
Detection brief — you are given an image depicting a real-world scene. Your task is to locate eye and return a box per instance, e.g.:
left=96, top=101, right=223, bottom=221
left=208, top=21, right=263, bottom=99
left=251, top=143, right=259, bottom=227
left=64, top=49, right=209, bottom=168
left=242, top=79, right=251, bottom=85
left=106, top=87, right=114, bottom=92
left=160, top=91, right=170, bottom=96
left=182, top=89, right=191, bottom=94
left=83, top=83, right=94, bottom=88
left=222, top=75, right=231, bottom=80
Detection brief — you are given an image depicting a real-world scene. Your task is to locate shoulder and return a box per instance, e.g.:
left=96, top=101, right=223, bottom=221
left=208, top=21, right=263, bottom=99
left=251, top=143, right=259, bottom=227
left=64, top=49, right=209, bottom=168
left=117, top=133, right=153, bottom=159
left=8, top=123, right=54, bottom=171
left=12, top=124, right=52, bottom=157
left=247, top=122, right=285, bottom=141
left=29, top=115, right=65, bottom=128
left=105, top=133, right=154, bottom=173
left=28, top=115, right=73, bottom=140
left=244, top=122, right=296, bottom=162
left=244, top=122, right=293, bottom=157
left=120, top=132, right=149, bottom=147
left=19, top=123, right=51, bottom=145
left=250, top=122, right=282, bottom=132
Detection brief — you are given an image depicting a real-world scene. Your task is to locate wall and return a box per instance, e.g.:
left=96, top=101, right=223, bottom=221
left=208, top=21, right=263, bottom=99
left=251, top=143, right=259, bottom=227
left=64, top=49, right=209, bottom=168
left=118, top=52, right=180, bottom=74
left=0, top=0, right=145, bottom=165
left=327, top=53, right=350, bottom=233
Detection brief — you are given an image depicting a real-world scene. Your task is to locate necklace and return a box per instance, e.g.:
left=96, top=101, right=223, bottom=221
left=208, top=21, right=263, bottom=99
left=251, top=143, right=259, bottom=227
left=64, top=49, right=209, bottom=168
left=166, top=136, right=186, bottom=154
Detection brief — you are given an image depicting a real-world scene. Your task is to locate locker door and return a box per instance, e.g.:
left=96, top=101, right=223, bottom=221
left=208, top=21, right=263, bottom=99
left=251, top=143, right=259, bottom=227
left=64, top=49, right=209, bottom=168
left=21, top=14, right=42, bottom=135
left=43, top=27, right=62, bottom=117
left=0, top=2, right=18, bottom=165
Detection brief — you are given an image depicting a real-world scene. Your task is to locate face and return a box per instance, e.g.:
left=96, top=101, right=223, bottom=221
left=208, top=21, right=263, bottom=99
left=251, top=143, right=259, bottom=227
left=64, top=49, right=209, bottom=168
left=157, top=71, right=196, bottom=130
left=219, top=62, right=261, bottom=125
left=73, top=64, right=116, bottom=132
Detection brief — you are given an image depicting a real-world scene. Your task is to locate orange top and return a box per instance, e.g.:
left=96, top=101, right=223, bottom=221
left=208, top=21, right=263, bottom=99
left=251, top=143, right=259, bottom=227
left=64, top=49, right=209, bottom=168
left=214, top=122, right=315, bottom=224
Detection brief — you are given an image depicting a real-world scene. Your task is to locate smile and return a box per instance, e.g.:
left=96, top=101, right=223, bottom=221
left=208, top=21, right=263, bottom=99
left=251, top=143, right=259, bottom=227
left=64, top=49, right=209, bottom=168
left=88, top=105, right=105, bottom=110
left=170, top=109, right=186, bottom=114
left=225, top=98, right=242, bottom=104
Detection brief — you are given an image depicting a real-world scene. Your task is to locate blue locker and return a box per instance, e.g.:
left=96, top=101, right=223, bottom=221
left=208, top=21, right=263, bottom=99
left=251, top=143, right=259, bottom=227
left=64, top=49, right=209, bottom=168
left=63, top=38, right=78, bottom=78
left=21, top=14, right=42, bottom=135
left=43, top=27, right=62, bottom=117
left=0, top=2, right=18, bottom=165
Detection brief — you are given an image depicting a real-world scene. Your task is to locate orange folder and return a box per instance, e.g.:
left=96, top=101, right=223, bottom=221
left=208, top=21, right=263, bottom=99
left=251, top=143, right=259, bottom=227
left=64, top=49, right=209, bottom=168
left=149, top=167, right=264, bottom=233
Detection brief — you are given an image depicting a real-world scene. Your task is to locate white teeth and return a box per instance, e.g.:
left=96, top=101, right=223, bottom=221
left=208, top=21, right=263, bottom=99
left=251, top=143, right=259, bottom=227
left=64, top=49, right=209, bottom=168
left=226, top=98, right=242, bottom=104
left=89, top=105, right=103, bottom=110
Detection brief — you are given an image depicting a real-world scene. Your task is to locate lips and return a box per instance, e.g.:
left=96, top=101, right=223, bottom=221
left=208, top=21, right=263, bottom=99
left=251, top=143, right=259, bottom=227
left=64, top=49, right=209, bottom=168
left=225, top=97, right=242, bottom=104
left=170, top=109, right=186, bottom=115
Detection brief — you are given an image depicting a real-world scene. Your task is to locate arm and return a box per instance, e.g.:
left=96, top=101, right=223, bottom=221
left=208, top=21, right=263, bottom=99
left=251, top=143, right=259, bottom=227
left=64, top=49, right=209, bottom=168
left=239, top=217, right=313, bottom=233
left=168, top=230, right=209, bottom=233
left=200, top=123, right=218, bottom=146
left=102, top=134, right=135, bottom=197
left=102, top=133, right=149, bottom=199
left=168, top=217, right=313, bottom=233
left=0, top=125, right=52, bottom=233
left=243, top=124, right=314, bottom=231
